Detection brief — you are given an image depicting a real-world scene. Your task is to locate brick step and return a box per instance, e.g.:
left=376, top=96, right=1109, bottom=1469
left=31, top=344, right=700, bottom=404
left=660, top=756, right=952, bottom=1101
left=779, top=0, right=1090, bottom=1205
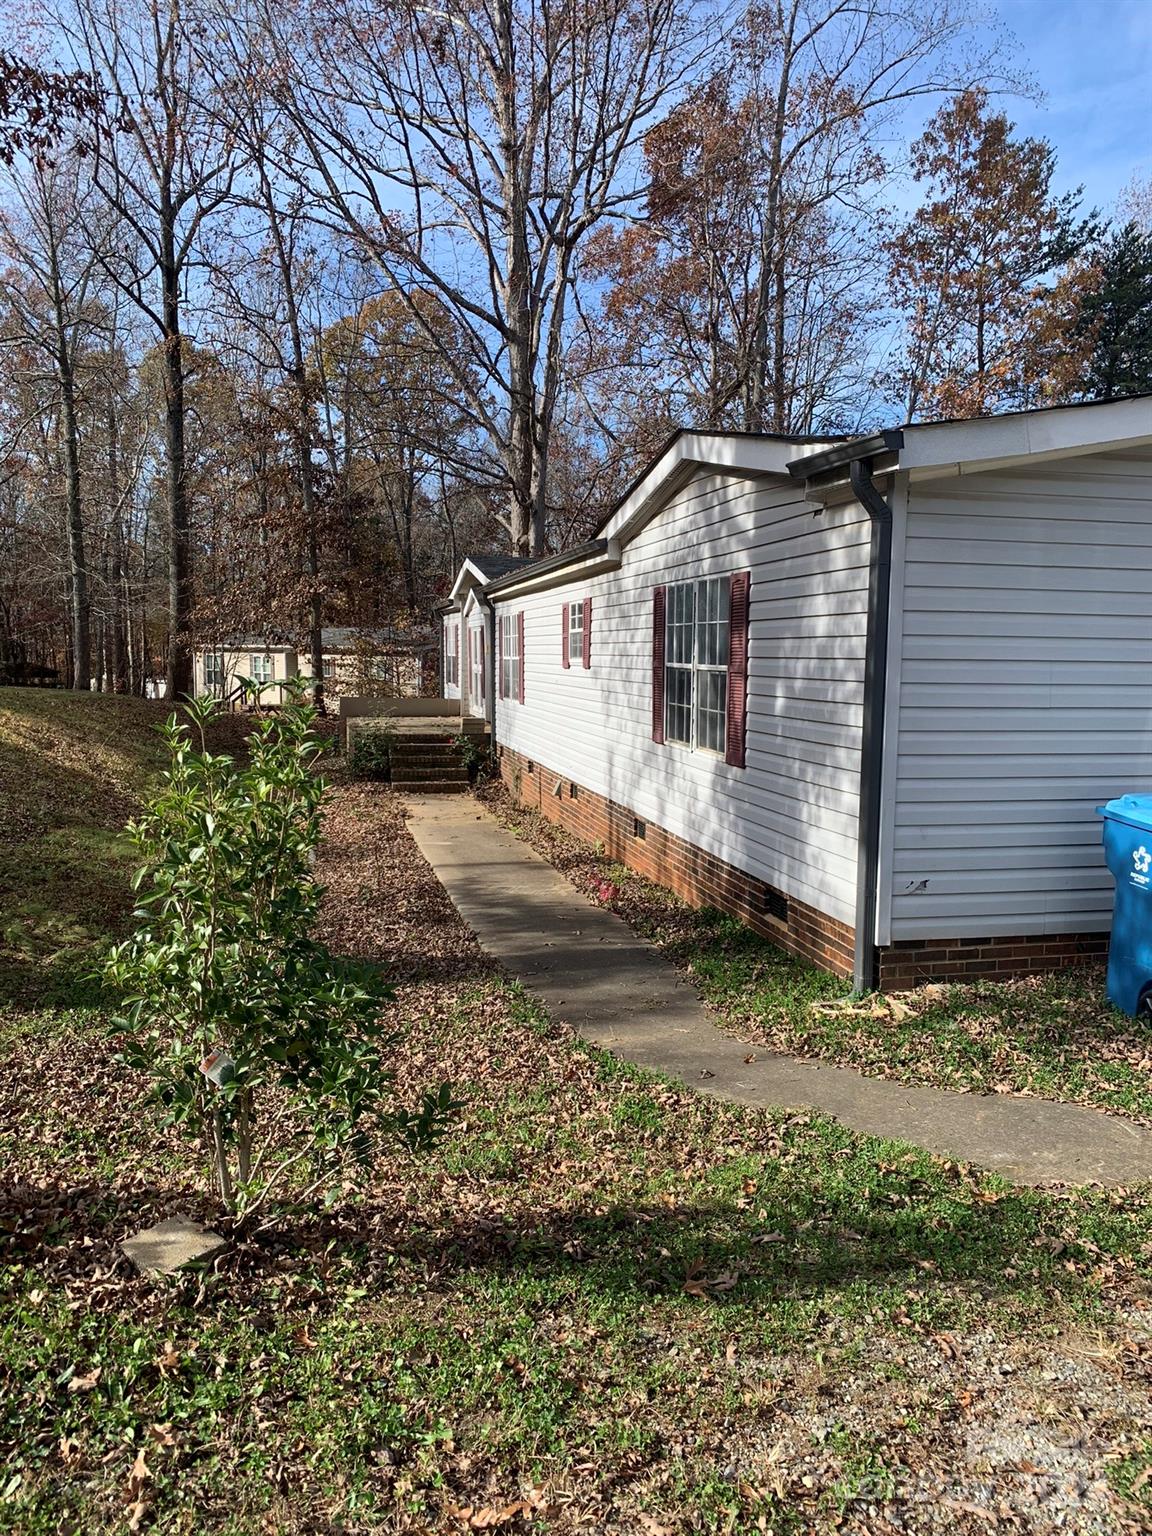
left=392, top=758, right=468, bottom=773
left=393, top=767, right=469, bottom=783
left=389, top=733, right=466, bottom=746
left=390, top=752, right=461, bottom=768
left=397, top=780, right=472, bottom=795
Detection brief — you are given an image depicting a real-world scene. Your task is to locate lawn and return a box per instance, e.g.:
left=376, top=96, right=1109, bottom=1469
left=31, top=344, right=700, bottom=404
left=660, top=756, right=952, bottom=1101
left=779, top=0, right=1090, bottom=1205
left=2, top=692, right=1152, bottom=1533
left=479, top=786, right=1152, bottom=1128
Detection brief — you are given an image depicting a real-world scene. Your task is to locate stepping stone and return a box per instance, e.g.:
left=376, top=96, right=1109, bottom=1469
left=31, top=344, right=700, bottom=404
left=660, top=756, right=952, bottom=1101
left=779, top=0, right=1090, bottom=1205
left=121, top=1217, right=227, bottom=1276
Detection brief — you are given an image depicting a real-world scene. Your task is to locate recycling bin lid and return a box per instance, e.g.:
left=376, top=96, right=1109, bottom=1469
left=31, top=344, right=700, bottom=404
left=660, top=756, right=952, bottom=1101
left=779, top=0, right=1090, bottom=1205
left=1097, top=793, right=1152, bottom=830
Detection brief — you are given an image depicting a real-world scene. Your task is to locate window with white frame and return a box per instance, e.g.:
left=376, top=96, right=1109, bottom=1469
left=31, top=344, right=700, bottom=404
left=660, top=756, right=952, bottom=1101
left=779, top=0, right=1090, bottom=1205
left=203, top=652, right=225, bottom=694
left=665, top=577, right=729, bottom=752
left=500, top=614, right=521, bottom=699
left=567, top=601, right=585, bottom=664
left=322, top=657, right=337, bottom=679
left=444, top=623, right=459, bottom=687
left=249, top=652, right=272, bottom=685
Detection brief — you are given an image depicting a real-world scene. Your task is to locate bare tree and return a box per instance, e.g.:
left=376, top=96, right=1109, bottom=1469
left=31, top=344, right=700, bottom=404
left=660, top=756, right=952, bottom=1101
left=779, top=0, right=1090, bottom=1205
left=198, top=65, right=331, bottom=700
left=0, top=158, right=110, bottom=688
left=58, top=0, right=240, bottom=697
left=253, top=0, right=715, bottom=556
left=583, top=0, right=1016, bottom=450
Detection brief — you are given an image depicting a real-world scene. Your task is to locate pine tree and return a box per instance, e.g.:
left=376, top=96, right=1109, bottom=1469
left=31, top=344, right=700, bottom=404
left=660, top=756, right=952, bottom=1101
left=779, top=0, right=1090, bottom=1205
left=1073, top=223, right=1152, bottom=400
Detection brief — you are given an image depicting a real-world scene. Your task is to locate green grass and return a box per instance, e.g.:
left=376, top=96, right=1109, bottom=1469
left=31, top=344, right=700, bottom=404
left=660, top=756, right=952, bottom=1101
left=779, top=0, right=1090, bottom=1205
left=0, top=690, right=251, bottom=1005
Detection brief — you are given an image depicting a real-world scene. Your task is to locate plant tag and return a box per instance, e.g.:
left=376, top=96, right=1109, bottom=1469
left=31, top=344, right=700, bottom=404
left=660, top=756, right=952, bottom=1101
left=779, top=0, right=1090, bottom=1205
left=199, top=1048, right=235, bottom=1087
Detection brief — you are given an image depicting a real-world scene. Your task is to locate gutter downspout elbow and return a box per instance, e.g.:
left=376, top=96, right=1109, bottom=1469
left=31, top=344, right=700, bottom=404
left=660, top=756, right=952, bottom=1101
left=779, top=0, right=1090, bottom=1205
left=849, top=455, right=895, bottom=995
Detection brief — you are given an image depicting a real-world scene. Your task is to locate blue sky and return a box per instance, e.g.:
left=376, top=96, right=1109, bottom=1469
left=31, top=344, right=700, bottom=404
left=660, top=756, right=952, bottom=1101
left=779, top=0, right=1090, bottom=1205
left=991, top=0, right=1152, bottom=214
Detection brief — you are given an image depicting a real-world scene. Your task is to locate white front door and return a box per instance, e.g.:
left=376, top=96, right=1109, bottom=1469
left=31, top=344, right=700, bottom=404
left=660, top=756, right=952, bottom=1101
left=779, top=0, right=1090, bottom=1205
left=469, top=628, right=485, bottom=714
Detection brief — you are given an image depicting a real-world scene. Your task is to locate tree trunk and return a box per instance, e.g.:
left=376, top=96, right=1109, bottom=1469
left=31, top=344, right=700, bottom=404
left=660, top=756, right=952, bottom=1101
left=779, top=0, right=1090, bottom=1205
left=161, top=211, right=192, bottom=700
left=56, top=339, right=89, bottom=691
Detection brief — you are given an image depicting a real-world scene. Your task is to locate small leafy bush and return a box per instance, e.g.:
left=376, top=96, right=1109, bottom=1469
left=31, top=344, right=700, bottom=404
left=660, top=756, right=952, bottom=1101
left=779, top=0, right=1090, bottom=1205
left=451, top=731, right=491, bottom=782
left=348, top=725, right=394, bottom=781
left=104, top=690, right=458, bottom=1217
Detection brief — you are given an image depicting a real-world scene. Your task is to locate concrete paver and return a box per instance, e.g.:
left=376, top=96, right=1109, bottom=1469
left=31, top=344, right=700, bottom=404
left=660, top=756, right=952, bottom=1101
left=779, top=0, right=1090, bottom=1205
left=121, top=1217, right=227, bottom=1276
left=405, top=795, right=1152, bottom=1187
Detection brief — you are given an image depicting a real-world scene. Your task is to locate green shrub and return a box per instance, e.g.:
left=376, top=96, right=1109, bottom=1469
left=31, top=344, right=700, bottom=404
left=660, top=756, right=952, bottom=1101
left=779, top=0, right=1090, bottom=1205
left=103, top=690, right=458, bottom=1217
left=451, top=731, right=491, bottom=782
left=348, top=725, right=394, bottom=781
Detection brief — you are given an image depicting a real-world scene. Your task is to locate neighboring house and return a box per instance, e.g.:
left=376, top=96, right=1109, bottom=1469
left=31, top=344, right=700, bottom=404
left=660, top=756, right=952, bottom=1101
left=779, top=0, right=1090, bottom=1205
left=194, top=627, right=436, bottom=704
left=438, top=396, right=1152, bottom=991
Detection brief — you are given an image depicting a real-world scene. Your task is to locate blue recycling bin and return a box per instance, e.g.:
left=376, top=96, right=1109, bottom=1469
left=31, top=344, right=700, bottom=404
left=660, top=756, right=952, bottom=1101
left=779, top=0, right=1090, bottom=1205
left=1098, top=794, right=1152, bottom=1014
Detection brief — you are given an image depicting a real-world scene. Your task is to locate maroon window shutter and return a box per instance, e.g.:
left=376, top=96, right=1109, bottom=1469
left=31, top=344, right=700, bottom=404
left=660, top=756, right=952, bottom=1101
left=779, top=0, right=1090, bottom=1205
left=651, top=585, right=666, bottom=744
left=562, top=602, right=570, bottom=668
left=583, top=597, right=592, bottom=669
left=498, top=618, right=506, bottom=699
left=517, top=610, right=525, bottom=703
left=725, top=571, right=751, bottom=768
left=457, top=623, right=463, bottom=690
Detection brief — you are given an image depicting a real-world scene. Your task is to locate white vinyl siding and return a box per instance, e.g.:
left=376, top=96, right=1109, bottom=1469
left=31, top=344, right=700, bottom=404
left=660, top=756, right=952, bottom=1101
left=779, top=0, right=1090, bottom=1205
left=494, top=470, right=870, bottom=923
left=887, top=449, right=1152, bottom=941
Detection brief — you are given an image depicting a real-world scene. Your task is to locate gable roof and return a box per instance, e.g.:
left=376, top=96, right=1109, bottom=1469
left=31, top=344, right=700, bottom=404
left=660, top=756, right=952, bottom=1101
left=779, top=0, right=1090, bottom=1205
left=479, top=395, right=1152, bottom=601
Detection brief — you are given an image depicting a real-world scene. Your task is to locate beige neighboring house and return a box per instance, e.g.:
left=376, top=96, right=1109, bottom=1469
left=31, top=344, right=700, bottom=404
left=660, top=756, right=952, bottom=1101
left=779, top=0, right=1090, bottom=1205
left=193, top=627, right=436, bottom=704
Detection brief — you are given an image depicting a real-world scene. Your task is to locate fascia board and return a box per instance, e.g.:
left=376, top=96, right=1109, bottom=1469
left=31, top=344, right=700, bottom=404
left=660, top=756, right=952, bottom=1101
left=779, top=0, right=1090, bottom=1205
left=901, top=397, right=1152, bottom=476
left=600, top=433, right=826, bottom=544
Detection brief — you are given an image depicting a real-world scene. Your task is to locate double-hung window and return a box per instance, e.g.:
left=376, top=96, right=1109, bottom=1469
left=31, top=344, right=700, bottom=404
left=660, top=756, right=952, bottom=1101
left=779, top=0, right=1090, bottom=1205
left=204, top=652, right=225, bottom=695
left=444, top=624, right=459, bottom=688
left=567, top=601, right=585, bottom=665
left=249, top=652, right=272, bottom=685
left=500, top=613, right=522, bottom=700
left=665, top=577, right=729, bottom=753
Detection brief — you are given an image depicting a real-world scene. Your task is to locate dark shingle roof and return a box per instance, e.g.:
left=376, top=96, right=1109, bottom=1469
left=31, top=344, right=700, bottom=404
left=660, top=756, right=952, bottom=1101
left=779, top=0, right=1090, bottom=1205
left=466, top=552, right=535, bottom=581
left=201, top=627, right=434, bottom=653
left=319, top=627, right=434, bottom=651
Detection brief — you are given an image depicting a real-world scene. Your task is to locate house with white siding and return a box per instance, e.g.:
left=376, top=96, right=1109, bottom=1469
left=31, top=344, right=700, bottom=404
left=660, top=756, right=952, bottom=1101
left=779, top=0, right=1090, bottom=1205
left=437, top=397, right=1152, bottom=991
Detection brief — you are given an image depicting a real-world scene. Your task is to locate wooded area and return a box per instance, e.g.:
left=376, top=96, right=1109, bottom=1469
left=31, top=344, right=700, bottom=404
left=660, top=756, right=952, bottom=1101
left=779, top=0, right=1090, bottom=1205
left=1, top=1, right=1151, bottom=696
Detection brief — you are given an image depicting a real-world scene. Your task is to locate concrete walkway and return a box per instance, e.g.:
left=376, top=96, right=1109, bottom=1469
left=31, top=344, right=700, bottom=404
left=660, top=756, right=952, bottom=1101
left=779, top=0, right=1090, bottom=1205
left=405, top=796, right=1152, bottom=1188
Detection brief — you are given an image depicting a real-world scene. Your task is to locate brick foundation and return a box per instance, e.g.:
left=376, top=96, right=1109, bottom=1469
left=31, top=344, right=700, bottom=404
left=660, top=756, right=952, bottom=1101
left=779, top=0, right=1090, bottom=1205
left=498, top=746, right=1110, bottom=989
left=876, top=931, right=1108, bottom=990
left=498, top=747, right=856, bottom=978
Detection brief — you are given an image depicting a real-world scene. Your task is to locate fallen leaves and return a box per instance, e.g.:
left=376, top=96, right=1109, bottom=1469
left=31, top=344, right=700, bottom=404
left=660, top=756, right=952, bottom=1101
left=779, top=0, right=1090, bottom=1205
left=67, top=1366, right=101, bottom=1393
left=449, top=1487, right=550, bottom=1528
left=682, top=1259, right=741, bottom=1298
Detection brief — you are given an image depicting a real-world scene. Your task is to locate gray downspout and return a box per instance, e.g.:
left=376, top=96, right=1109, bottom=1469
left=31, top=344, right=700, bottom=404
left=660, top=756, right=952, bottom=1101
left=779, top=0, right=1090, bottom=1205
left=849, top=456, right=895, bottom=994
